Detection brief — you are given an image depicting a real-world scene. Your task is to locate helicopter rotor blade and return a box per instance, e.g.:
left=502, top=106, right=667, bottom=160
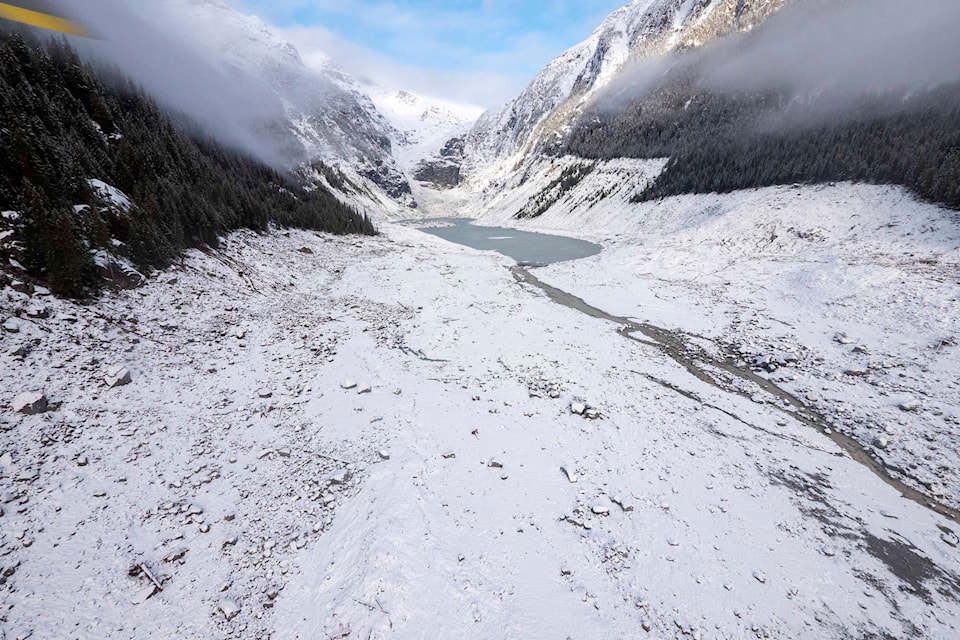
left=0, top=2, right=89, bottom=37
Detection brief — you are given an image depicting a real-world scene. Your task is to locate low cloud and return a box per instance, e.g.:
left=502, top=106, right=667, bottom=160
left=601, top=0, right=960, bottom=119
left=705, top=0, right=960, bottom=97
left=52, top=0, right=292, bottom=165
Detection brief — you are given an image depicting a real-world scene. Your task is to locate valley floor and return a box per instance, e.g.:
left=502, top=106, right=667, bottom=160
left=2, top=186, right=960, bottom=638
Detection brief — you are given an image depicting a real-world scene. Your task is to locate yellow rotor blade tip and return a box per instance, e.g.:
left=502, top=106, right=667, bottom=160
left=0, top=2, right=88, bottom=37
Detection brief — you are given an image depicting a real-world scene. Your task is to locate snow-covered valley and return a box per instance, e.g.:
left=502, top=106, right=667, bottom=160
left=4, top=174, right=960, bottom=637
left=3, top=0, right=960, bottom=637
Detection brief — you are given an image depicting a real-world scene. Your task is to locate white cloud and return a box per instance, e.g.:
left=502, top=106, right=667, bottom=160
left=238, top=0, right=623, bottom=108
left=278, top=23, right=532, bottom=108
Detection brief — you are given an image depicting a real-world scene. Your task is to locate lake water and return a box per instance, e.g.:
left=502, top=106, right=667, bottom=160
left=416, top=218, right=601, bottom=265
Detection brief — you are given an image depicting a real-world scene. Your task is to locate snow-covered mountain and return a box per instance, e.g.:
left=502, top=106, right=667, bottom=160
left=367, top=89, right=481, bottom=167
left=167, top=0, right=418, bottom=204
left=463, top=0, right=787, bottom=178
left=170, top=0, right=489, bottom=209
left=365, top=88, right=480, bottom=193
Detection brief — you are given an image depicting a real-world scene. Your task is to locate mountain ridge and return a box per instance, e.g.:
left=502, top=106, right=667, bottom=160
left=173, top=0, right=418, bottom=205
left=461, top=0, right=788, bottom=180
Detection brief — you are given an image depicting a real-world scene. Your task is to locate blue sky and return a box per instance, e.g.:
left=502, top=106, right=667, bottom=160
left=233, top=0, right=628, bottom=107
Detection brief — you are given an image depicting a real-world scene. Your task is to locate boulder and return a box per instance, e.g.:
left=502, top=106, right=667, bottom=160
left=24, top=305, right=48, bottom=319
left=218, top=598, right=241, bottom=620
left=105, top=366, right=132, bottom=388
left=898, top=398, right=920, bottom=412
left=12, top=392, right=48, bottom=415
left=10, top=280, right=33, bottom=295
left=326, top=469, right=353, bottom=485
left=610, top=494, right=634, bottom=512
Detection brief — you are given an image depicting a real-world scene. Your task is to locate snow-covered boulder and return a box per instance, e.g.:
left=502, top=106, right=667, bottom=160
left=218, top=598, right=241, bottom=620
left=12, top=391, right=48, bottom=415
left=10, top=280, right=33, bottom=295
left=25, top=305, right=48, bottom=319
left=3, top=317, right=22, bottom=333
left=326, top=469, right=353, bottom=486
left=105, top=366, right=132, bottom=388
left=898, top=398, right=920, bottom=412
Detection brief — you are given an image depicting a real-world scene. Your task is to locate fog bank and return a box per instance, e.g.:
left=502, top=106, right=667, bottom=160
left=602, top=0, right=960, bottom=116
left=51, top=0, right=292, bottom=166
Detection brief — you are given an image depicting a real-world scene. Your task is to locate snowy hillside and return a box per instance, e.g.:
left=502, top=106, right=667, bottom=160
left=463, top=0, right=787, bottom=180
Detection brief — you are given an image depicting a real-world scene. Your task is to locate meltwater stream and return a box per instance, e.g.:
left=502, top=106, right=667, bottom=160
left=511, top=266, right=960, bottom=524
left=415, top=217, right=958, bottom=522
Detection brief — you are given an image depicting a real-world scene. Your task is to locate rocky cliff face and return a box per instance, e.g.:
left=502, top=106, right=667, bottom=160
left=412, top=137, right=465, bottom=188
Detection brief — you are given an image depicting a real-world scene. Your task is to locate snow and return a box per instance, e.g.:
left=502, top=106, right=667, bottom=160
left=461, top=154, right=960, bottom=514
left=89, top=179, right=132, bottom=211
left=3, top=207, right=960, bottom=638
left=368, top=87, right=480, bottom=171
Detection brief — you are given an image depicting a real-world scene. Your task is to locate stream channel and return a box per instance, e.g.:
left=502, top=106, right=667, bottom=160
left=416, top=217, right=959, bottom=524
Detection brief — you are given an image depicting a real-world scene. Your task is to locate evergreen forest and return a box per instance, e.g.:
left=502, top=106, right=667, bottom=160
left=0, top=28, right=374, bottom=297
left=565, top=73, right=960, bottom=212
